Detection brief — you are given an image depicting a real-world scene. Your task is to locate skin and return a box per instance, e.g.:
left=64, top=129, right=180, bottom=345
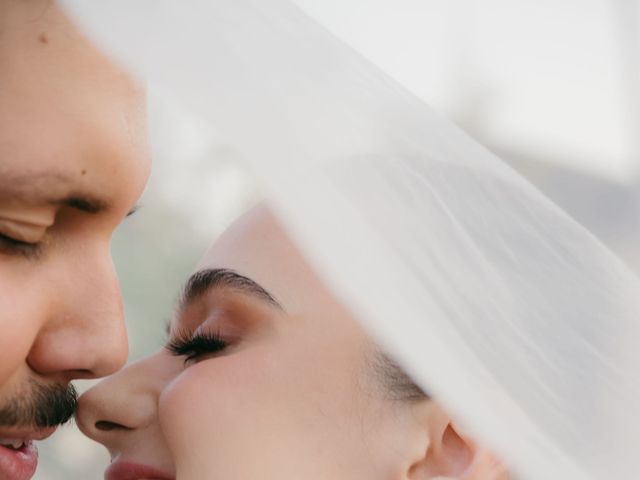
left=78, top=206, right=508, bottom=480
left=0, top=0, right=149, bottom=425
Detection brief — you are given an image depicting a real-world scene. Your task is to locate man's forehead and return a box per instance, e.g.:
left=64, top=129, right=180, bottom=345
left=0, top=3, right=150, bottom=215
left=0, top=169, right=76, bottom=191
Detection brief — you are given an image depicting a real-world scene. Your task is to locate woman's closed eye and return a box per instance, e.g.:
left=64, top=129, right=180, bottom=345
left=166, top=330, right=230, bottom=365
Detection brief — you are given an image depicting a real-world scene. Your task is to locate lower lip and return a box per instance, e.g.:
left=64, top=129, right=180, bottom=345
left=105, top=461, right=173, bottom=480
left=0, top=442, right=38, bottom=480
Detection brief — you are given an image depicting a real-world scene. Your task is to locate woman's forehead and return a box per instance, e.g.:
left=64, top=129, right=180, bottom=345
left=198, top=206, right=336, bottom=314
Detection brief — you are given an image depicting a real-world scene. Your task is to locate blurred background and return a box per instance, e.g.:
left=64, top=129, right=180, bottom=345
left=37, top=0, right=639, bottom=477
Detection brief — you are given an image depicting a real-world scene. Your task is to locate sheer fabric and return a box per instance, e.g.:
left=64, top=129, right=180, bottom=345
left=61, top=1, right=640, bottom=478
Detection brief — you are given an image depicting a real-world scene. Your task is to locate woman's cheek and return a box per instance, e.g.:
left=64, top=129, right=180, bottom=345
left=158, top=366, right=227, bottom=478
left=157, top=352, right=282, bottom=478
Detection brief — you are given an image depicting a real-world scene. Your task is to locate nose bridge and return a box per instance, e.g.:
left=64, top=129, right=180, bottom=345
left=70, top=239, right=124, bottom=330
left=27, top=239, right=128, bottom=378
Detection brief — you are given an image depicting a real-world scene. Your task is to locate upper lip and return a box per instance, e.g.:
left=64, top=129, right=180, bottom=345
left=105, top=461, right=174, bottom=480
left=0, top=426, right=56, bottom=442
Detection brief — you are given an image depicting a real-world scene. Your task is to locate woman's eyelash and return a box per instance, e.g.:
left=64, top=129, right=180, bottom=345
left=166, top=330, right=229, bottom=364
left=0, top=233, right=41, bottom=259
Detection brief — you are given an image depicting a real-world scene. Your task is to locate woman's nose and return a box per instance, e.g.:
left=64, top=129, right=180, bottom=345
left=76, top=352, right=177, bottom=451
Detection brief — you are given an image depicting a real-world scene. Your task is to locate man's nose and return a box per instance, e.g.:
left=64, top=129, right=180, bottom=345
left=26, top=241, right=128, bottom=380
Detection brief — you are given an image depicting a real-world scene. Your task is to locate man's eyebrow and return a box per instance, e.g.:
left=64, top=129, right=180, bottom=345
left=179, top=268, right=283, bottom=313
left=54, top=195, right=109, bottom=214
left=126, top=204, right=141, bottom=217
left=0, top=172, right=112, bottom=214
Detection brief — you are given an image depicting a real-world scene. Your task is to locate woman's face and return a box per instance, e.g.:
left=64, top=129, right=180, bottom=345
left=77, top=206, right=505, bottom=480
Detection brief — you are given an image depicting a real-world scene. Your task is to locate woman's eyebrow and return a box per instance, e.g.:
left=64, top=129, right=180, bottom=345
left=178, top=268, right=283, bottom=314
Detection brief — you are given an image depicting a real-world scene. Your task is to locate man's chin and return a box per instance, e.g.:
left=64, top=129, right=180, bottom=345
left=0, top=427, right=57, bottom=480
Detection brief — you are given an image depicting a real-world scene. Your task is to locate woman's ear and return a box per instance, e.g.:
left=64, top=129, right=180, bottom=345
left=406, top=405, right=509, bottom=480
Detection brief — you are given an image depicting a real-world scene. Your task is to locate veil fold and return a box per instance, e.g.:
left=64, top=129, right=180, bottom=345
left=60, top=1, right=640, bottom=478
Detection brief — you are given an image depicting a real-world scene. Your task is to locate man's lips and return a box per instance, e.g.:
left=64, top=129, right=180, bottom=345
left=105, top=461, right=174, bottom=480
left=0, top=441, right=38, bottom=480
left=0, top=426, right=57, bottom=480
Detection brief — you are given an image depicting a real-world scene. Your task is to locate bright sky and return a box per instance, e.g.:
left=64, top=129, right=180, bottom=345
left=293, top=0, right=639, bottom=183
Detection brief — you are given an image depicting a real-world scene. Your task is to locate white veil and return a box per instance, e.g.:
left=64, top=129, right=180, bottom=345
left=60, top=1, right=640, bottom=478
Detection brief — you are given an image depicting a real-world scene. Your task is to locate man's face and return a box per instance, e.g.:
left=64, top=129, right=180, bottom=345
left=0, top=1, right=150, bottom=478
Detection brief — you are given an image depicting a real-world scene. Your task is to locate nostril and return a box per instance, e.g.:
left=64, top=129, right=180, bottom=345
left=95, top=420, right=130, bottom=431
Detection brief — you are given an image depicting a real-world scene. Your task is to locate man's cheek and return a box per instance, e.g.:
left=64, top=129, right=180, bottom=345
left=0, top=280, right=41, bottom=386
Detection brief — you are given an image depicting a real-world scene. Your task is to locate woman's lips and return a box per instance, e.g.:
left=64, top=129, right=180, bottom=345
left=105, top=461, right=174, bottom=480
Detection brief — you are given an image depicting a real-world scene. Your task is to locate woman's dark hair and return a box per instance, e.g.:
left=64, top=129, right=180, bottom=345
left=372, top=349, right=428, bottom=402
